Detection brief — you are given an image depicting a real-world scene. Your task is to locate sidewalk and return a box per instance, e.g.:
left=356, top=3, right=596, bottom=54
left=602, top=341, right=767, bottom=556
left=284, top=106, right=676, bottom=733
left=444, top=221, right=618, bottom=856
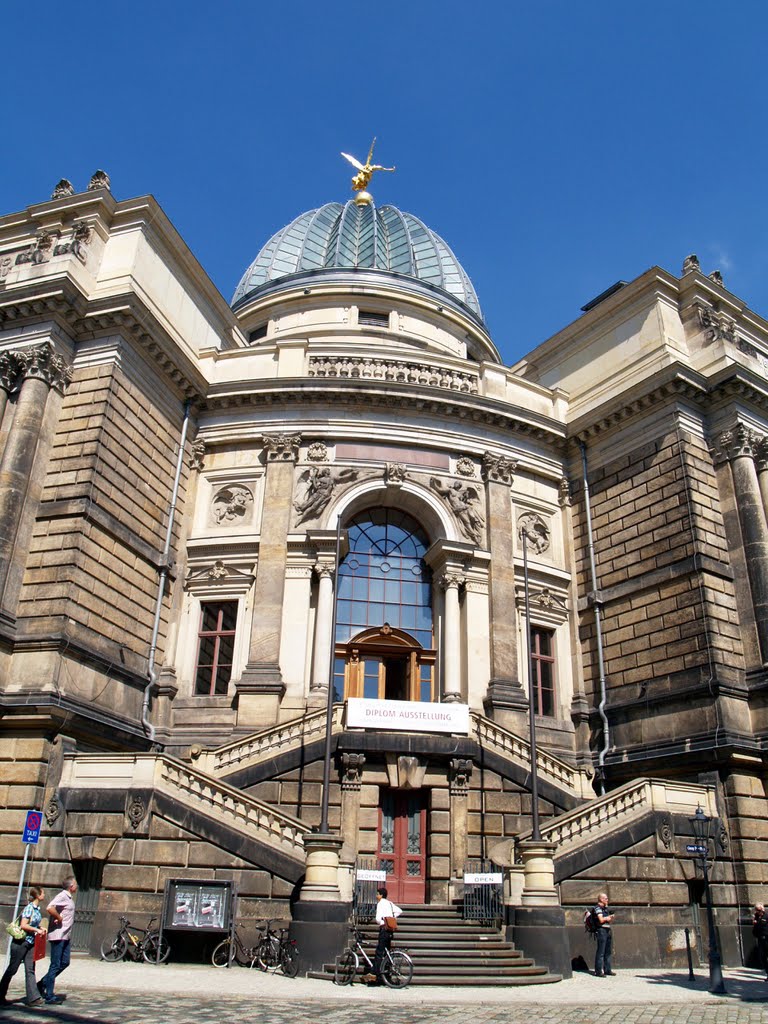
left=12, top=956, right=766, bottom=1006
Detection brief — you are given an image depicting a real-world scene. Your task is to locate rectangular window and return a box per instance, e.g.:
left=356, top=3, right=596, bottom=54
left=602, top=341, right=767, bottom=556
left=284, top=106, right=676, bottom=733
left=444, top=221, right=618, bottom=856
left=530, top=627, right=556, bottom=717
left=194, top=601, right=237, bottom=696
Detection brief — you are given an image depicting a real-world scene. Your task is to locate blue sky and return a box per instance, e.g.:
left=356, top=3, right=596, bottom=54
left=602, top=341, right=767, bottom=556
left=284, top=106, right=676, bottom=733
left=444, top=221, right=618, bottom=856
left=3, top=1, right=768, bottom=364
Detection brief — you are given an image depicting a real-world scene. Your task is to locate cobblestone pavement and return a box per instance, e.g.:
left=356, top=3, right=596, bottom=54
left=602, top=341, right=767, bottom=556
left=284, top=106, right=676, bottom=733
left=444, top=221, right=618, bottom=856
left=0, top=996, right=765, bottom=1024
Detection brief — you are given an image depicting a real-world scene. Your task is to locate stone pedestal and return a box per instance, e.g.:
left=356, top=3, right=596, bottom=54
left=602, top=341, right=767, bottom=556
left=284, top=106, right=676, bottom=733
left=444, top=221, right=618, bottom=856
left=519, top=839, right=558, bottom=905
left=292, top=832, right=350, bottom=971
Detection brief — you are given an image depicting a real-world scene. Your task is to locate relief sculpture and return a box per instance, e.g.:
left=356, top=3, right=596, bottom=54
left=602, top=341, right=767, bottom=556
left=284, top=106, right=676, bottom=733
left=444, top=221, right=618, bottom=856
left=212, top=485, right=253, bottom=525
left=293, top=465, right=358, bottom=526
left=429, top=476, right=485, bottom=545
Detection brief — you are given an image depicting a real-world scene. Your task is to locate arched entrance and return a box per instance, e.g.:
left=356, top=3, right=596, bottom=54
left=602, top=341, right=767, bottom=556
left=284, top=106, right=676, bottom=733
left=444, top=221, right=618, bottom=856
left=332, top=508, right=436, bottom=701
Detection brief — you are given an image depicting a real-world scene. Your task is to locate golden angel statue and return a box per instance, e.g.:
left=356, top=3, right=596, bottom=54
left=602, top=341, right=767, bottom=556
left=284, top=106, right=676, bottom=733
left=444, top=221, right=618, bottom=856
left=341, top=138, right=395, bottom=195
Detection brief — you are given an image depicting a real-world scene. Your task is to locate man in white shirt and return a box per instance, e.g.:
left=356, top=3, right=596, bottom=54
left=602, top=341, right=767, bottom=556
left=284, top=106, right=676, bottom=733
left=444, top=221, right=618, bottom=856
left=40, top=877, right=78, bottom=1004
left=362, top=886, right=402, bottom=984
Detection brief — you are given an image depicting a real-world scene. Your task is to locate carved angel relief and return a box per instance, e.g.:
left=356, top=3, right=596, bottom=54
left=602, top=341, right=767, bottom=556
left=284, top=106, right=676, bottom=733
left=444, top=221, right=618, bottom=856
left=517, top=512, right=550, bottom=554
left=429, top=476, right=485, bottom=545
left=212, top=485, right=253, bottom=525
left=293, top=466, right=359, bottom=526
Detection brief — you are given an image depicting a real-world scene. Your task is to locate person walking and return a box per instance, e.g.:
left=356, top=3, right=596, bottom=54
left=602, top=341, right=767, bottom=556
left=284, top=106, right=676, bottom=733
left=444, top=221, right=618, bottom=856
left=0, top=885, right=46, bottom=1006
left=593, top=892, right=615, bottom=977
left=753, top=902, right=768, bottom=978
left=362, top=886, right=402, bottom=984
left=40, top=876, right=78, bottom=1004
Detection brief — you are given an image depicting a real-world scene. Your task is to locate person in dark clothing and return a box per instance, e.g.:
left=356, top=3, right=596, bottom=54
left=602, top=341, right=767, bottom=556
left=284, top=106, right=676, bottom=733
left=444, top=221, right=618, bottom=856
left=593, top=892, right=615, bottom=977
left=753, top=903, right=768, bottom=978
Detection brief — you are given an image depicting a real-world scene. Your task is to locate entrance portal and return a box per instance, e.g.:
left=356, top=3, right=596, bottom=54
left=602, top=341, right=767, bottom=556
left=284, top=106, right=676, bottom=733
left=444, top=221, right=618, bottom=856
left=377, top=789, right=427, bottom=904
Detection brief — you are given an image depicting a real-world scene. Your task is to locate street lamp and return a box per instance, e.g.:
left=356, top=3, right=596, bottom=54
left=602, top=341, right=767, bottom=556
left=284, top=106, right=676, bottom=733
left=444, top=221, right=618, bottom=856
left=689, top=805, right=726, bottom=995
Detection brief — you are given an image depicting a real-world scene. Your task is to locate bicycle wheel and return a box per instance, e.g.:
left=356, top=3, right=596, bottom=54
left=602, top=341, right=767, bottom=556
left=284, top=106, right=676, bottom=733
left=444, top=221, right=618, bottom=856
left=100, top=934, right=128, bottom=962
left=333, top=948, right=359, bottom=985
left=255, top=935, right=281, bottom=972
left=279, top=942, right=300, bottom=978
left=381, top=950, right=413, bottom=989
left=211, top=939, right=232, bottom=967
left=142, top=933, right=171, bottom=964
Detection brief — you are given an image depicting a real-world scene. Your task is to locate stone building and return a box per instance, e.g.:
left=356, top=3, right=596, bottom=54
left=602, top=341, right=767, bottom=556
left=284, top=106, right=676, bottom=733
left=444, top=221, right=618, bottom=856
left=0, top=172, right=766, bottom=972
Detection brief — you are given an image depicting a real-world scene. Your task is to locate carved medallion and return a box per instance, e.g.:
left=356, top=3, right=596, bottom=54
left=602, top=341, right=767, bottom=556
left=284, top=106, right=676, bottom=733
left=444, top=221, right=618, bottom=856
left=212, top=485, right=253, bottom=525
left=517, top=512, right=550, bottom=554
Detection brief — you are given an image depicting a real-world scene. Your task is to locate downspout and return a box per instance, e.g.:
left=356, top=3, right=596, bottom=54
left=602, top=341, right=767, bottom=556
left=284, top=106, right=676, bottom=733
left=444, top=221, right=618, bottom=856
left=578, top=439, right=610, bottom=795
left=142, top=400, right=191, bottom=745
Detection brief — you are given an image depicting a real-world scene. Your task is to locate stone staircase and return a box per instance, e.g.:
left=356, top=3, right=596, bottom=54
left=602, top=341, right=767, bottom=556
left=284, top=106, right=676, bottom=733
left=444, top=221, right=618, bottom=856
left=308, top=904, right=562, bottom=986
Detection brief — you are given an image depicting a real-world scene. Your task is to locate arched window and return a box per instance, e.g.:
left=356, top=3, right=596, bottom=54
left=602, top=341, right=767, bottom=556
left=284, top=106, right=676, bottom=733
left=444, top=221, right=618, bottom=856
left=333, top=509, right=435, bottom=702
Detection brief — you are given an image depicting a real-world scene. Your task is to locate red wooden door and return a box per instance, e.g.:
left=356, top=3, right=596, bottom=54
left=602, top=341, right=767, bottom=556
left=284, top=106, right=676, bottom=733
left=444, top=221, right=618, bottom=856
left=377, top=789, right=426, bottom=904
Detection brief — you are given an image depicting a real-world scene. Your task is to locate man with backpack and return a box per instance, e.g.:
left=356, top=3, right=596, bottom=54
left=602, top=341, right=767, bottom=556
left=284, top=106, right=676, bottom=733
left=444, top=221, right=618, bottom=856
left=592, top=892, right=615, bottom=977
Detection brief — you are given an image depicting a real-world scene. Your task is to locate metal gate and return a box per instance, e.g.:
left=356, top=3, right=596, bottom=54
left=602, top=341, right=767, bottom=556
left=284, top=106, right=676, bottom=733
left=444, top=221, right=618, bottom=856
left=462, top=859, right=502, bottom=927
left=353, top=857, right=387, bottom=924
left=71, top=860, right=104, bottom=952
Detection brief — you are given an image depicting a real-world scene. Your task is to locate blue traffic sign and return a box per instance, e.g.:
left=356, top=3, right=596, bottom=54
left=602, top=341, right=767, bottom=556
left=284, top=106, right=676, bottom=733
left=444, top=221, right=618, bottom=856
left=686, top=843, right=707, bottom=855
left=22, top=810, right=42, bottom=845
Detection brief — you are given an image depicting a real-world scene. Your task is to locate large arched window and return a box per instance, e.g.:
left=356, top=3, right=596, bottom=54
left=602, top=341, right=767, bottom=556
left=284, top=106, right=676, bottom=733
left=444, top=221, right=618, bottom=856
left=333, top=509, right=435, bottom=702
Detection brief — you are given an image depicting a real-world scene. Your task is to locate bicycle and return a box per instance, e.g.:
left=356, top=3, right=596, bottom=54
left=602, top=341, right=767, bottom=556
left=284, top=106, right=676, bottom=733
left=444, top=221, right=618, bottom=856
left=211, top=929, right=260, bottom=968
left=100, top=915, right=171, bottom=964
left=251, top=921, right=300, bottom=977
left=334, top=925, right=413, bottom=988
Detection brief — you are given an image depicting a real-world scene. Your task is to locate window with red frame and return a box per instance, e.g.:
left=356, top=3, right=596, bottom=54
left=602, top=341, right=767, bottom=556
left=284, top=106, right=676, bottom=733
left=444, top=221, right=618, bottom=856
left=194, top=601, right=237, bottom=695
left=530, top=626, right=556, bottom=717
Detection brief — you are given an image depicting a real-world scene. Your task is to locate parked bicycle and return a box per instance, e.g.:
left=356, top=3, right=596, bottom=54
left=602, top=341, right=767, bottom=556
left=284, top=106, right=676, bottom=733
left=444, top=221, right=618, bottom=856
left=211, top=929, right=259, bottom=968
left=251, top=921, right=300, bottom=977
left=100, top=916, right=171, bottom=964
left=334, top=925, right=413, bottom=988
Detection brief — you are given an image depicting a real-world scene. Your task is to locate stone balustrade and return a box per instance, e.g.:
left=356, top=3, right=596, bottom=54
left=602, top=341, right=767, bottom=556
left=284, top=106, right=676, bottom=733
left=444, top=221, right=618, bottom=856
left=206, top=705, right=344, bottom=776
left=516, top=777, right=717, bottom=851
left=307, top=355, right=479, bottom=394
left=470, top=712, right=593, bottom=798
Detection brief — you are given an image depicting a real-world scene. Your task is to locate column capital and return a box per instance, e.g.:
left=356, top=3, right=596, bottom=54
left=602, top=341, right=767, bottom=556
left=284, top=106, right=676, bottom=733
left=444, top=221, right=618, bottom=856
left=755, top=435, right=768, bottom=474
left=482, top=451, right=517, bottom=485
left=262, top=432, right=302, bottom=462
left=18, top=343, right=72, bottom=394
left=439, top=572, right=465, bottom=591
left=314, top=561, right=335, bottom=581
left=0, top=352, right=21, bottom=394
left=719, top=423, right=755, bottom=460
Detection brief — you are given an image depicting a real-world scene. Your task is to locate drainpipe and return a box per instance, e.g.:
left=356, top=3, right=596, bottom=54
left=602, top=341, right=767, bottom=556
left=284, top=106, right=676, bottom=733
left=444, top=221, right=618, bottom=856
left=142, top=401, right=191, bottom=745
left=578, top=439, right=610, bottom=795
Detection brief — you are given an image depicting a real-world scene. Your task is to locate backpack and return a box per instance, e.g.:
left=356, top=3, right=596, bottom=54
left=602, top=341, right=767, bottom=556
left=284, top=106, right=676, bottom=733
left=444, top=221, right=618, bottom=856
left=584, top=908, right=600, bottom=936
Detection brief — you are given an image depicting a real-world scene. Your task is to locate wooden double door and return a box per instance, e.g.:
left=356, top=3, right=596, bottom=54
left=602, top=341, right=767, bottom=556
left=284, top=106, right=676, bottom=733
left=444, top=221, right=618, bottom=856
left=377, top=788, right=427, bottom=904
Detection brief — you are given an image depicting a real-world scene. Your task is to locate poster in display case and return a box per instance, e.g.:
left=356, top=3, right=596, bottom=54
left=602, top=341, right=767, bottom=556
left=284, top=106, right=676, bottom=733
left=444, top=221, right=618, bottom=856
left=162, top=878, right=234, bottom=933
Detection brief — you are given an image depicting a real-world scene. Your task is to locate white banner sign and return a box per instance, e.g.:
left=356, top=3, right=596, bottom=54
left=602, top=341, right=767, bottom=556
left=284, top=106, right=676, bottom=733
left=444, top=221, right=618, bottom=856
left=346, top=698, right=470, bottom=734
left=464, top=873, right=503, bottom=885
left=357, top=869, right=387, bottom=882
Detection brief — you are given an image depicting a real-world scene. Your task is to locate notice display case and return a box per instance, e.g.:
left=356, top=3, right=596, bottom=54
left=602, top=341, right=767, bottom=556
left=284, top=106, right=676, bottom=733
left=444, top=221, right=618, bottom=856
left=162, top=878, right=234, bottom=934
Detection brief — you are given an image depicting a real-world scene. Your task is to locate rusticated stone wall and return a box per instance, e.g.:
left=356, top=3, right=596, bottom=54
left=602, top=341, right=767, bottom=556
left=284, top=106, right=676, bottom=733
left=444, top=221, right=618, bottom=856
left=572, top=423, right=747, bottom=769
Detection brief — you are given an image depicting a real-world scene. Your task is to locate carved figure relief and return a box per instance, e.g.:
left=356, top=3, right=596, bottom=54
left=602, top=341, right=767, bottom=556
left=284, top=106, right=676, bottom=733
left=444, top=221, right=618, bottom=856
left=0, top=255, right=12, bottom=280
left=188, top=439, right=206, bottom=471
left=53, top=221, right=91, bottom=263
left=293, top=466, right=358, bottom=526
left=449, top=757, right=473, bottom=795
left=430, top=476, right=485, bottom=545
left=482, top=451, right=516, bottom=484
left=212, top=485, right=253, bottom=525
left=517, top=512, right=550, bottom=554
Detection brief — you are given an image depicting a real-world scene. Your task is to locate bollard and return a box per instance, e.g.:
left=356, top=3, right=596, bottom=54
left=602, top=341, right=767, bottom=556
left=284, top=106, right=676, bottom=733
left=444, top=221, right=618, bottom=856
left=684, top=927, right=695, bottom=981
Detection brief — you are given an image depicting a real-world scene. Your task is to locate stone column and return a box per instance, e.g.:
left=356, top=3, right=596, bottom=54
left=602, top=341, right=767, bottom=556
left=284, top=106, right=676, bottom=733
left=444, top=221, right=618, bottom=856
left=311, top=564, right=335, bottom=694
left=755, top=435, right=768, bottom=522
left=291, top=831, right=350, bottom=971
left=481, top=453, right=528, bottom=718
left=0, top=344, right=71, bottom=623
left=439, top=572, right=465, bottom=702
left=235, top=433, right=301, bottom=726
left=722, top=425, right=768, bottom=664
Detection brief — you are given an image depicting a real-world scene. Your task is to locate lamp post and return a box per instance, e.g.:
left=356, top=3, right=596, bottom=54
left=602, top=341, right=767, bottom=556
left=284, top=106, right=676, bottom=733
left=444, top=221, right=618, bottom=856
left=521, top=528, right=541, bottom=840
left=689, top=805, right=726, bottom=995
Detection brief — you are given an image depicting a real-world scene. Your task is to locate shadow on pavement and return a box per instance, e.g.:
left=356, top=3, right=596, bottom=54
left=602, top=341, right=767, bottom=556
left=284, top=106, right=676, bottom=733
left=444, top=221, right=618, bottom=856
left=638, top=968, right=768, bottom=1002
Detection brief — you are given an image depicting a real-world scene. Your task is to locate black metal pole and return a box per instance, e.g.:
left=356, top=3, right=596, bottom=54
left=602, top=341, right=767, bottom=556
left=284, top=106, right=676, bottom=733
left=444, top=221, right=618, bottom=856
left=701, top=854, right=726, bottom=994
left=522, top=530, right=541, bottom=841
left=319, top=515, right=343, bottom=834
left=684, top=927, right=694, bottom=981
